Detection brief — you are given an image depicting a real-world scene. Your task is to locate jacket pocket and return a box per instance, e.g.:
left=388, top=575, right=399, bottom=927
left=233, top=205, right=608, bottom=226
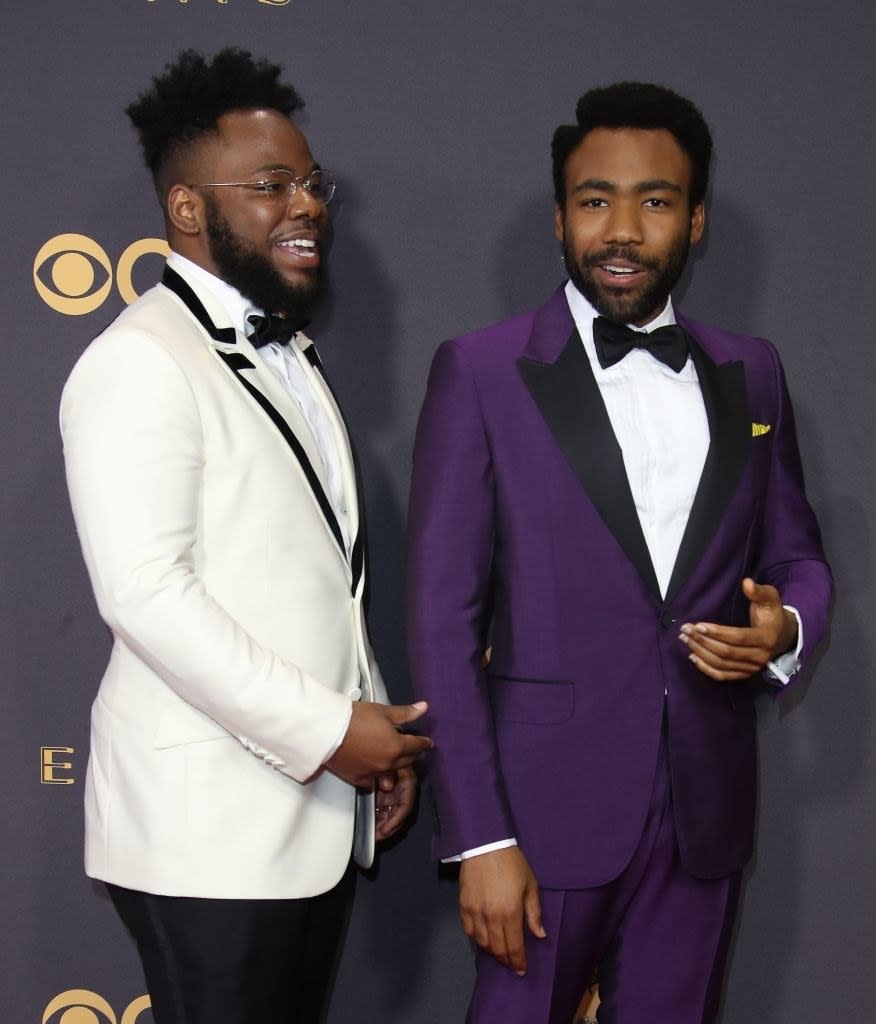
left=153, top=706, right=232, bottom=749
left=487, top=674, right=574, bottom=724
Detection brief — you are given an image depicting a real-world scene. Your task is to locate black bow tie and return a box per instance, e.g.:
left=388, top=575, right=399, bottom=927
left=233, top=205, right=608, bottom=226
left=592, top=316, right=689, bottom=373
left=247, top=312, right=304, bottom=348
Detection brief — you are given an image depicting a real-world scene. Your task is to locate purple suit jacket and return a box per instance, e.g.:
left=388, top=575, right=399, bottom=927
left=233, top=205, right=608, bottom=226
left=406, top=287, right=833, bottom=888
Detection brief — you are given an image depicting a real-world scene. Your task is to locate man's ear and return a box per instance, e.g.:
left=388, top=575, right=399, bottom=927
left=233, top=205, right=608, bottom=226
left=554, top=203, right=565, bottom=244
left=167, top=184, right=204, bottom=238
left=689, top=201, right=705, bottom=245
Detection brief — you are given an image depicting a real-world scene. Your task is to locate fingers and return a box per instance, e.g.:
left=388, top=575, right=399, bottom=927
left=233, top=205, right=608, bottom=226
left=324, top=701, right=432, bottom=788
left=680, top=625, right=769, bottom=679
left=679, top=575, right=794, bottom=681
left=458, top=849, right=545, bottom=976
left=503, top=919, right=528, bottom=975
left=376, top=801, right=405, bottom=838
left=679, top=622, right=765, bottom=649
left=461, top=902, right=527, bottom=974
left=685, top=649, right=764, bottom=681
left=376, top=767, right=416, bottom=840
left=524, top=881, right=546, bottom=940
left=742, top=577, right=781, bottom=605
left=382, top=703, right=433, bottom=769
left=376, top=772, right=396, bottom=792
left=384, top=700, right=429, bottom=727
left=393, top=731, right=433, bottom=765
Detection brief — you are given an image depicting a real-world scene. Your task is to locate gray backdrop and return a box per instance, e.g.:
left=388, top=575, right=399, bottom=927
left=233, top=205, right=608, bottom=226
left=2, top=1, right=873, bottom=1021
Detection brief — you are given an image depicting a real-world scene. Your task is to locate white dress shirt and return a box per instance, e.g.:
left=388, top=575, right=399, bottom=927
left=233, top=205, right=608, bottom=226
left=566, top=283, right=708, bottom=596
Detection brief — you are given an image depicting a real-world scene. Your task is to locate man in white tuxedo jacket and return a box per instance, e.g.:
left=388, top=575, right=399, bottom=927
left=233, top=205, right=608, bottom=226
left=60, top=48, right=431, bottom=1024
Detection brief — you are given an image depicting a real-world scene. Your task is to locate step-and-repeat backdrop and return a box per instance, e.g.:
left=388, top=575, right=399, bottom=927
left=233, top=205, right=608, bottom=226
left=3, top=2, right=873, bottom=1021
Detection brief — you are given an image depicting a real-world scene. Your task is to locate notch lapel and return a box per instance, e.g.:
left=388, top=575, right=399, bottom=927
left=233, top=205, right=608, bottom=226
left=160, top=266, right=350, bottom=574
left=517, top=292, right=661, bottom=599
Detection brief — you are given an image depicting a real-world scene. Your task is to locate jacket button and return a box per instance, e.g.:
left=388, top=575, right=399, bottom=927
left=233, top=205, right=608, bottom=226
left=660, top=612, right=676, bottom=629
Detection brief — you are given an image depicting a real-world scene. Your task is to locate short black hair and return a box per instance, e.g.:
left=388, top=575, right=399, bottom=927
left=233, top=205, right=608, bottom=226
left=126, top=48, right=304, bottom=183
left=551, top=82, right=713, bottom=208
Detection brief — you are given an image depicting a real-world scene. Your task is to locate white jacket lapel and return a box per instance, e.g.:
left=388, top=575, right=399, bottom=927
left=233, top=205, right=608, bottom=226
left=293, top=336, right=361, bottom=553
left=161, top=265, right=350, bottom=572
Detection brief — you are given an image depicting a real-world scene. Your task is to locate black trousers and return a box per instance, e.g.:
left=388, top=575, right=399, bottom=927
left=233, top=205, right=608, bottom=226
left=107, top=865, right=355, bottom=1024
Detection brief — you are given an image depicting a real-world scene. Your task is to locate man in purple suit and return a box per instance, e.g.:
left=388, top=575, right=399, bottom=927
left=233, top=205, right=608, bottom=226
left=406, top=82, right=832, bottom=1023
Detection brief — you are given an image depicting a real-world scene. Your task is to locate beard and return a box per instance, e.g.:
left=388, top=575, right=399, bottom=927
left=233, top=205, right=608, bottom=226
left=564, top=233, right=690, bottom=326
left=204, top=197, right=324, bottom=326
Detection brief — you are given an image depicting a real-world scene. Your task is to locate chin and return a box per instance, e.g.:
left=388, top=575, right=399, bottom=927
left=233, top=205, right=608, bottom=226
left=281, top=269, right=320, bottom=295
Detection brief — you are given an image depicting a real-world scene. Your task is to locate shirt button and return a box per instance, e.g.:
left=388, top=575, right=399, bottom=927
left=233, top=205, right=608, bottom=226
left=348, top=687, right=362, bottom=700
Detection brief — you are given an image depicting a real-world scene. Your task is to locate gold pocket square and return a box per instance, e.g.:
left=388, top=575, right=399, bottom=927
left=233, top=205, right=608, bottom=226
left=752, top=422, right=771, bottom=437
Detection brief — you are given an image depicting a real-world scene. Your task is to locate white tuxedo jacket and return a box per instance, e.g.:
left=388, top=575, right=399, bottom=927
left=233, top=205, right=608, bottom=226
left=60, top=262, right=387, bottom=899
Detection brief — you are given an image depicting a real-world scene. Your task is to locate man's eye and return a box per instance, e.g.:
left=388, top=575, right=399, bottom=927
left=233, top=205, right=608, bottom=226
left=581, top=198, right=607, bottom=208
left=258, top=181, right=287, bottom=194
left=644, top=198, right=668, bottom=207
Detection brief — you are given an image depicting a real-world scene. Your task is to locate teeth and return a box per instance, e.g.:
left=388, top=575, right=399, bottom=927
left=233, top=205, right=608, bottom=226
left=279, top=238, right=316, bottom=249
left=604, top=265, right=635, bottom=274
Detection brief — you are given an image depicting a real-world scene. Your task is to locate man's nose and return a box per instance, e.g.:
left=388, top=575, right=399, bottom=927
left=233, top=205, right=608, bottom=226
left=603, top=201, right=643, bottom=245
left=286, top=183, right=327, bottom=222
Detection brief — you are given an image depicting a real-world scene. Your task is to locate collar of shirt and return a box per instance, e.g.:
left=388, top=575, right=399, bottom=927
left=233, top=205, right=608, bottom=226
left=563, top=279, right=694, bottom=378
left=166, top=252, right=268, bottom=342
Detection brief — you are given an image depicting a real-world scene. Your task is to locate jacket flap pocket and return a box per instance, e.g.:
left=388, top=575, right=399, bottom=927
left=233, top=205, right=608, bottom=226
left=154, top=707, right=231, bottom=749
left=487, top=674, right=574, bottom=724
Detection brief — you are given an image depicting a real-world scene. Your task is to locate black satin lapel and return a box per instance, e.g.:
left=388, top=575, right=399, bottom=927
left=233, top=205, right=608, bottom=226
left=518, top=329, right=661, bottom=599
left=161, top=266, right=237, bottom=345
left=663, top=340, right=751, bottom=604
left=164, top=267, right=355, bottom=590
left=304, top=347, right=365, bottom=597
left=216, top=351, right=349, bottom=574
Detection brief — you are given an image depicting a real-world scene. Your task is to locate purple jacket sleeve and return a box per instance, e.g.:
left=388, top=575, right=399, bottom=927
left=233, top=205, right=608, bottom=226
left=752, top=339, right=834, bottom=681
left=406, top=340, right=516, bottom=858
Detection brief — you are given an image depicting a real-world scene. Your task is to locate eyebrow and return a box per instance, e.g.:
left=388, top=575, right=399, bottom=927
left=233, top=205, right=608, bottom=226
left=571, top=178, right=684, bottom=196
left=252, top=161, right=322, bottom=175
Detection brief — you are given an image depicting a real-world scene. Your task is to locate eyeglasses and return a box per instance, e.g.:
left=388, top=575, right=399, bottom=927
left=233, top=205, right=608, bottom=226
left=189, top=168, right=337, bottom=206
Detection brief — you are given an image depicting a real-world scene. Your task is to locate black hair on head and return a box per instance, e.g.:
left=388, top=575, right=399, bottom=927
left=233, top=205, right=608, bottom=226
left=126, top=48, right=304, bottom=182
left=551, top=81, right=712, bottom=208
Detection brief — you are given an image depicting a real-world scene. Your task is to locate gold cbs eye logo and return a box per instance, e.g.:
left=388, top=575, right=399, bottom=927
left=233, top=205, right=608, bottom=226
left=42, top=990, right=151, bottom=1024
left=34, top=235, right=169, bottom=315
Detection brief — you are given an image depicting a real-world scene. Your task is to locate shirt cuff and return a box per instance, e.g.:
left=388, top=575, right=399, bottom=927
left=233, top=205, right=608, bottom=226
left=441, top=838, right=518, bottom=863
left=766, top=605, right=803, bottom=685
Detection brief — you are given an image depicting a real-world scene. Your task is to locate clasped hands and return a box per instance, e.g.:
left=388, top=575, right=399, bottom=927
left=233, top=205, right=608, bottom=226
left=325, top=699, right=432, bottom=840
left=679, top=577, right=798, bottom=681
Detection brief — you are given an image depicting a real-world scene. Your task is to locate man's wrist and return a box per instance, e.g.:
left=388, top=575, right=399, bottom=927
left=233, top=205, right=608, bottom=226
left=776, top=607, right=799, bottom=658
left=766, top=606, right=804, bottom=685
left=441, top=838, right=518, bottom=863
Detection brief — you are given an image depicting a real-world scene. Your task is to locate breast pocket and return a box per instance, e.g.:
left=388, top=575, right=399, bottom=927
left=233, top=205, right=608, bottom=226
left=487, top=674, right=574, bottom=725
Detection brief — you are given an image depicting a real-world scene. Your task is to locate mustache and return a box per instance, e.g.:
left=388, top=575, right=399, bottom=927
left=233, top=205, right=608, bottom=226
left=582, top=248, right=659, bottom=272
